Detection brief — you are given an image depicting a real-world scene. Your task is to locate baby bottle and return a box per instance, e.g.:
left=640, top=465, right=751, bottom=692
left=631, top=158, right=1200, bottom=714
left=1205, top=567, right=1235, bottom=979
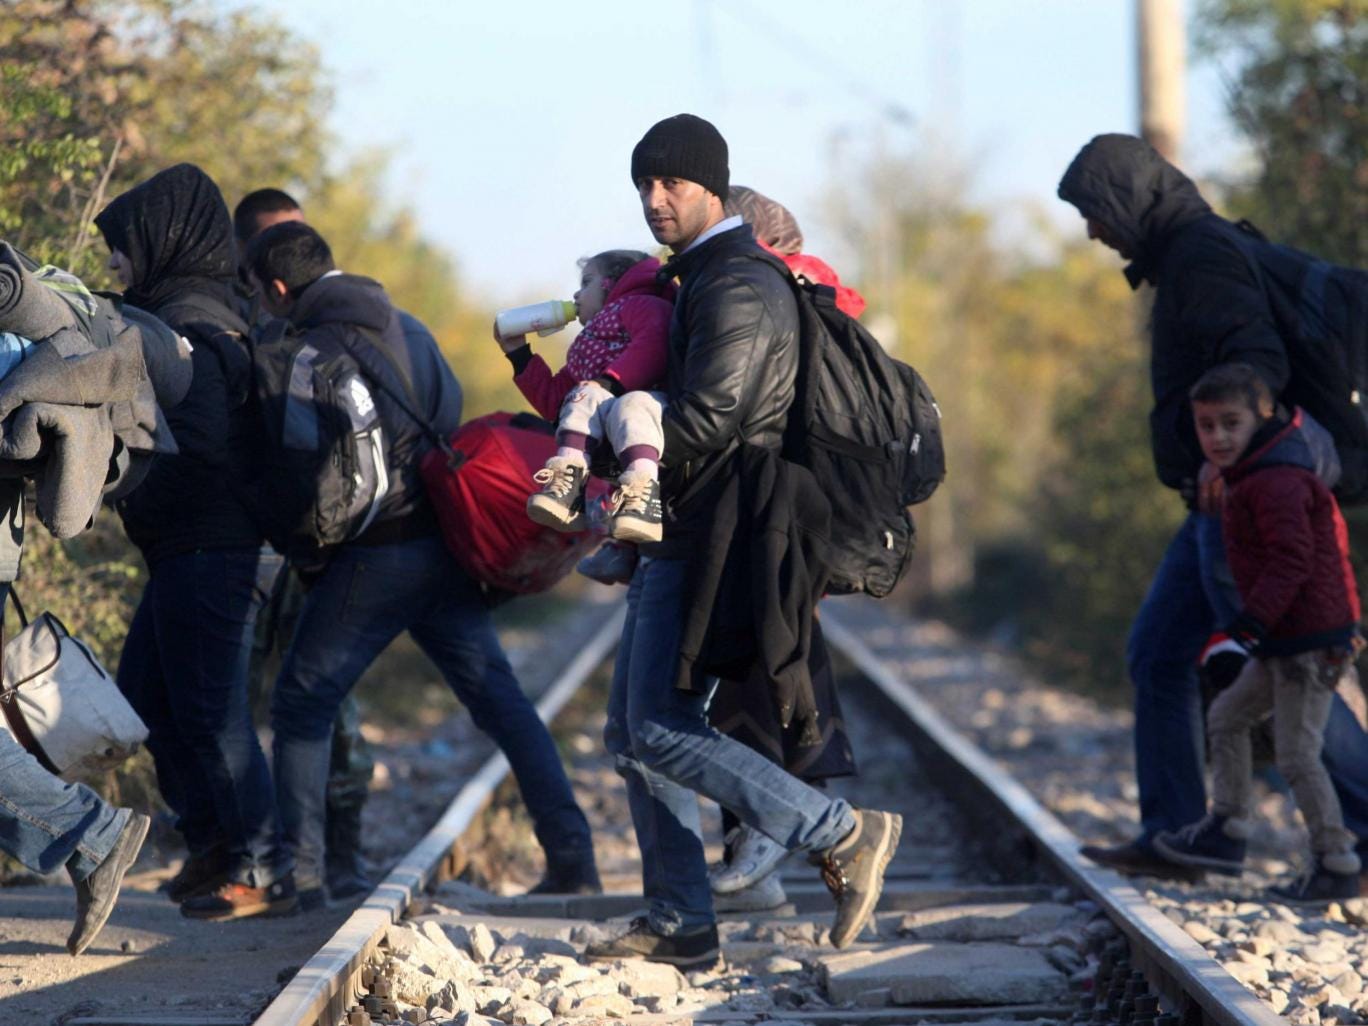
left=494, top=300, right=577, bottom=339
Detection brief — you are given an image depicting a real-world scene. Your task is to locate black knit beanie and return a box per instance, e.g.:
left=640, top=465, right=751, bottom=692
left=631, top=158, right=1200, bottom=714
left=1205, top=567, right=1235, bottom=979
left=630, top=114, right=729, bottom=201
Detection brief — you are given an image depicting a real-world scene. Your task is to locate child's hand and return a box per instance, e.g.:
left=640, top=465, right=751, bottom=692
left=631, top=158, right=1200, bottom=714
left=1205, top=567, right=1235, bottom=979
left=1196, top=460, right=1225, bottom=515
left=492, top=320, right=527, bottom=354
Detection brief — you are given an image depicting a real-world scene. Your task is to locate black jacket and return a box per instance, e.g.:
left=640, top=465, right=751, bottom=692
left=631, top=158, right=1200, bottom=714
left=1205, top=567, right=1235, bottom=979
left=96, top=164, right=263, bottom=564
left=651, top=223, right=799, bottom=555
left=675, top=445, right=832, bottom=747
left=1058, top=134, right=1290, bottom=492
left=286, top=273, right=455, bottom=537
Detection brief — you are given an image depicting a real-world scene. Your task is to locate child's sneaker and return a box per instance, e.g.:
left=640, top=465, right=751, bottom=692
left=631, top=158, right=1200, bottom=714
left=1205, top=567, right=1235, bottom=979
left=1268, top=853, right=1362, bottom=905
left=577, top=541, right=638, bottom=585
left=1153, top=813, right=1248, bottom=876
left=528, top=456, right=589, bottom=531
left=609, top=469, right=663, bottom=543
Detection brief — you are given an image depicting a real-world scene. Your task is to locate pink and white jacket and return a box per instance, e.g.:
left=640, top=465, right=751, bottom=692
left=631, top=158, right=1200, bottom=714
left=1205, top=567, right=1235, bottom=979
left=514, top=258, right=675, bottom=422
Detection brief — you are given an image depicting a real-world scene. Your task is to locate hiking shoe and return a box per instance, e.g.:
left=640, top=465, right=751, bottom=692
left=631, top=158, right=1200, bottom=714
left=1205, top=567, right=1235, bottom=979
left=816, top=808, right=902, bottom=949
left=609, top=470, right=663, bottom=543
left=161, top=846, right=232, bottom=904
left=714, top=870, right=787, bottom=913
left=710, top=825, right=787, bottom=895
left=1269, top=854, right=1363, bottom=905
left=1153, top=814, right=1248, bottom=876
left=528, top=456, right=589, bottom=531
left=1080, top=838, right=1205, bottom=880
left=527, top=855, right=603, bottom=896
left=181, top=875, right=299, bottom=921
left=577, top=540, right=638, bottom=585
left=68, top=811, right=150, bottom=956
left=584, top=916, right=719, bottom=968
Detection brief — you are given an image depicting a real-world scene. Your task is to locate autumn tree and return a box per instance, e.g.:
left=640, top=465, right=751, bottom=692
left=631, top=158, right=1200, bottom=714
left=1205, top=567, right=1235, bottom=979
left=1196, top=0, right=1368, bottom=265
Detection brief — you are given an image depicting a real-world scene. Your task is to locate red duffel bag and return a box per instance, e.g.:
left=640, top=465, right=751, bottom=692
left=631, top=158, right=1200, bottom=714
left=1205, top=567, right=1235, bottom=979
left=420, top=411, right=607, bottom=594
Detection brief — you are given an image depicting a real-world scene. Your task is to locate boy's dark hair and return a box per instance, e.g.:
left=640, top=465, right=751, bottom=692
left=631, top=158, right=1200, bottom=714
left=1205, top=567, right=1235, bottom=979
left=579, top=249, right=649, bottom=284
left=1189, top=363, right=1275, bottom=416
left=234, top=187, right=301, bottom=243
left=246, top=221, right=334, bottom=298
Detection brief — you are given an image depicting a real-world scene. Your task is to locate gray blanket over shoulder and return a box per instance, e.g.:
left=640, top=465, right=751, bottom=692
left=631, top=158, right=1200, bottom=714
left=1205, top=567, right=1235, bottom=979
left=0, top=244, right=187, bottom=537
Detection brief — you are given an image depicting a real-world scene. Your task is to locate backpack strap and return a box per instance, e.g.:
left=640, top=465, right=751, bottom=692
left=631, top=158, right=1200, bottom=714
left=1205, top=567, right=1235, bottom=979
left=334, top=325, right=455, bottom=460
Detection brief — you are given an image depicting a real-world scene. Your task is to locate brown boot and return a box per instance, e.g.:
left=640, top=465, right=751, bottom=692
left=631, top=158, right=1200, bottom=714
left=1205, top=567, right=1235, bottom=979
left=815, top=808, right=902, bottom=948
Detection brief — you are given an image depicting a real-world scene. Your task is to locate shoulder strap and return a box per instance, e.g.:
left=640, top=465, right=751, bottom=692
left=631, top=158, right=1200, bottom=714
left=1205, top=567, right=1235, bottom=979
left=334, top=325, right=452, bottom=455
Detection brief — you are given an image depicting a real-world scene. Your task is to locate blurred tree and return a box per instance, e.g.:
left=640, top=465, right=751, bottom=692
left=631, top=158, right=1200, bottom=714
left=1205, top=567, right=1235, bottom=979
left=1, top=0, right=330, bottom=279
left=1196, top=0, right=1368, bottom=265
left=828, top=140, right=1168, bottom=695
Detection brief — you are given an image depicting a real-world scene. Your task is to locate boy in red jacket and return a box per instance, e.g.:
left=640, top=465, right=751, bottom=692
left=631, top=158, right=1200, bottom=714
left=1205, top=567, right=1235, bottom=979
left=1154, top=363, right=1363, bottom=902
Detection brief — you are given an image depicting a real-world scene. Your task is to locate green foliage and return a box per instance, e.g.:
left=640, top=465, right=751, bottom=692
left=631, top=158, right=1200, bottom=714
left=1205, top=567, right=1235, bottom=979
left=1196, top=0, right=1368, bottom=264
left=0, top=0, right=331, bottom=280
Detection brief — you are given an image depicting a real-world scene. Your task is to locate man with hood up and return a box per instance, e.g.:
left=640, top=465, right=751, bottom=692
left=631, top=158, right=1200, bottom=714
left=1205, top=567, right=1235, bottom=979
left=1058, top=133, right=1368, bottom=882
left=96, top=164, right=295, bottom=920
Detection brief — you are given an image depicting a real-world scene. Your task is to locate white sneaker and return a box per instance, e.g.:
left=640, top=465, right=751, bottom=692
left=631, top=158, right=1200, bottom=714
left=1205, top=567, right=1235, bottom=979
left=713, top=871, right=787, bottom=912
left=711, top=825, right=788, bottom=895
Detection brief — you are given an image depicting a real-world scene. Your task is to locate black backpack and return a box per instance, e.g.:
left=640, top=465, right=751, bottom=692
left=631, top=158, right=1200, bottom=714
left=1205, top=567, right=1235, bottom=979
left=243, top=318, right=393, bottom=561
left=1236, top=221, right=1368, bottom=503
left=778, top=275, right=946, bottom=598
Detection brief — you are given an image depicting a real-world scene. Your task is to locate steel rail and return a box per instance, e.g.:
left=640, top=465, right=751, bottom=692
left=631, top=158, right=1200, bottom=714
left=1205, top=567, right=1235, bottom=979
left=820, top=605, right=1285, bottom=1026
left=252, top=603, right=626, bottom=1026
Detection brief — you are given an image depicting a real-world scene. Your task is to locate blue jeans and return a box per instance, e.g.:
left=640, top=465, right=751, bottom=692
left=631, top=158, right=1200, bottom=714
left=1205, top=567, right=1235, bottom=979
left=605, top=558, right=855, bottom=934
left=270, top=535, right=593, bottom=887
left=1129, top=512, right=1368, bottom=854
left=118, top=547, right=288, bottom=886
left=0, top=709, right=128, bottom=880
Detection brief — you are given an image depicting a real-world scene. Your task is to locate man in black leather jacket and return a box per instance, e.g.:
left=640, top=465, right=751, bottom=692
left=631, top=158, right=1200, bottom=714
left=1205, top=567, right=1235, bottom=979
left=586, top=114, right=902, bottom=968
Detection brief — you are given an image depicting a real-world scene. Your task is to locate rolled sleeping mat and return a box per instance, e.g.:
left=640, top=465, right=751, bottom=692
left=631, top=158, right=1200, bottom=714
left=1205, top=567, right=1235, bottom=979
left=0, top=243, right=80, bottom=340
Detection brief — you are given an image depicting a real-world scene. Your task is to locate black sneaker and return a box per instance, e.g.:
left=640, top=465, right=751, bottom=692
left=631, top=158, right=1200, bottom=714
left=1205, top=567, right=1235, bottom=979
left=1269, top=856, right=1363, bottom=905
left=181, top=875, right=299, bottom=921
left=1153, top=815, right=1248, bottom=876
left=527, top=855, right=603, bottom=896
left=816, top=808, right=902, bottom=949
left=527, top=457, right=589, bottom=531
left=609, top=470, right=663, bottom=543
left=162, top=846, right=232, bottom=904
left=1079, top=838, right=1205, bottom=881
left=68, top=811, right=150, bottom=956
left=584, top=916, right=720, bottom=969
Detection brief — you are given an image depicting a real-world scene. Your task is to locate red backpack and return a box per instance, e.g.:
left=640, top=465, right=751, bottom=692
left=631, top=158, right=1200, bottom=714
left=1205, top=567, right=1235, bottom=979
left=420, top=412, right=607, bottom=594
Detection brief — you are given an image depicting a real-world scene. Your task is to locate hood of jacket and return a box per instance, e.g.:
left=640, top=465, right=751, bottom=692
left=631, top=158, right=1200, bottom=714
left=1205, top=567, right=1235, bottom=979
left=289, top=272, right=395, bottom=335
left=1223, top=409, right=1313, bottom=487
left=1057, top=133, right=1212, bottom=288
left=606, top=256, right=676, bottom=305
left=95, top=163, right=238, bottom=312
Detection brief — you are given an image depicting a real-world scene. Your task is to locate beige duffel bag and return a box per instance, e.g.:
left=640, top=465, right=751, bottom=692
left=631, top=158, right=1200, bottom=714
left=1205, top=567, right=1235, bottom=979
left=0, top=591, right=147, bottom=778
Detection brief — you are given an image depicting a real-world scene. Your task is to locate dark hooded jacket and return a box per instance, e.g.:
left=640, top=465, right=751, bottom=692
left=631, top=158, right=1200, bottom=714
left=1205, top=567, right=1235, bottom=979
left=1221, top=410, right=1360, bottom=656
left=284, top=272, right=450, bottom=537
left=95, top=164, right=262, bottom=564
left=1058, top=134, right=1290, bottom=492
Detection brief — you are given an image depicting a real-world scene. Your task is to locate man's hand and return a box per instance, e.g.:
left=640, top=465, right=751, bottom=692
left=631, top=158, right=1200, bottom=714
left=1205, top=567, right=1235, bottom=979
left=1196, top=460, right=1225, bottom=515
left=491, top=320, right=527, bottom=355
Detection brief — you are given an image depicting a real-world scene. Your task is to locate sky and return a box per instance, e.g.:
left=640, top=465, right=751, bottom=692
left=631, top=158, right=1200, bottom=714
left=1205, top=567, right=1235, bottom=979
left=222, top=0, right=1240, bottom=302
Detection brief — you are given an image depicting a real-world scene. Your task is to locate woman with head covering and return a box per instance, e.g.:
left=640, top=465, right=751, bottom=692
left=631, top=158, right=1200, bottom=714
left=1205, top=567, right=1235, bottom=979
left=723, top=185, right=866, bottom=318
left=96, top=164, right=295, bottom=920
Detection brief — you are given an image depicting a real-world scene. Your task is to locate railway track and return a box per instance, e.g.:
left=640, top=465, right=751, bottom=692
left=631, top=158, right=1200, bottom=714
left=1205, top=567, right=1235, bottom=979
left=245, top=598, right=1286, bottom=1026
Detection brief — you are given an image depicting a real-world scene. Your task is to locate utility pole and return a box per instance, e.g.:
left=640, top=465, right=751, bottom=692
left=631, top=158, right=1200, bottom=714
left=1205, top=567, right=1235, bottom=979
left=1137, top=0, right=1186, bottom=162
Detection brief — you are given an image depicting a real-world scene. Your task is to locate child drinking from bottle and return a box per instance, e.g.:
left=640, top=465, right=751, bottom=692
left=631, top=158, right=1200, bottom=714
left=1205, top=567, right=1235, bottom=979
left=495, top=249, right=675, bottom=557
